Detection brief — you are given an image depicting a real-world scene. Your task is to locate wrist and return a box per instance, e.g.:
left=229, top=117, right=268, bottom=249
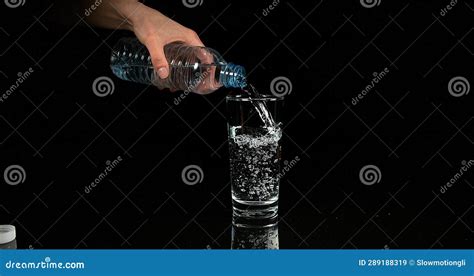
left=120, top=2, right=148, bottom=31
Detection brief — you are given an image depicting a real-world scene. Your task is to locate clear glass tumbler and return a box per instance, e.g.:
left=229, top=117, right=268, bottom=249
left=226, top=94, right=283, bottom=219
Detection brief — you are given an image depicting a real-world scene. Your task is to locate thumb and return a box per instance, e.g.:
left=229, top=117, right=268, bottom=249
left=145, top=39, right=169, bottom=79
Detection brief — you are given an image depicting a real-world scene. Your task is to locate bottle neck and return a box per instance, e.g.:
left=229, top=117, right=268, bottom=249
left=218, top=63, right=247, bottom=88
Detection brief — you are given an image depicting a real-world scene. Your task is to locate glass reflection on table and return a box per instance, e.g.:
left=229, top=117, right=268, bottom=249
left=0, top=239, right=17, bottom=249
left=231, top=214, right=279, bottom=249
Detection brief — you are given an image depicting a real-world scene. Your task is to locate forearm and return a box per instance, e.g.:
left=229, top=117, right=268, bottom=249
left=77, top=0, right=204, bottom=83
left=80, top=0, right=145, bottom=31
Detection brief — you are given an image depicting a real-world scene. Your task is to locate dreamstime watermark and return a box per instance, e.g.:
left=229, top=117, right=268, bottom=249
left=84, top=0, right=102, bottom=16
left=360, top=0, right=381, bottom=8
left=262, top=0, right=280, bottom=16
left=359, top=165, right=381, bottom=185
left=5, top=257, right=85, bottom=270
left=270, top=76, right=292, bottom=97
left=352, top=67, right=389, bottom=105
left=84, top=156, right=122, bottom=193
left=0, top=67, right=34, bottom=104
left=3, top=165, right=26, bottom=186
left=4, top=0, right=25, bottom=8
left=181, top=165, right=204, bottom=185
left=440, top=0, right=458, bottom=16
left=182, top=0, right=203, bottom=8
left=276, top=156, right=300, bottom=179
left=174, top=68, right=211, bottom=105
left=439, top=160, right=473, bottom=194
left=448, top=76, right=470, bottom=97
left=92, top=76, right=115, bottom=97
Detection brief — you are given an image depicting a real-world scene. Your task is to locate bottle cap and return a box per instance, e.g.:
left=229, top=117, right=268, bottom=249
left=0, top=225, right=16, bottom=244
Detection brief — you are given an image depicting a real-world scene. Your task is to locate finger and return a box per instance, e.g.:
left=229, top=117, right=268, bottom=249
left=185, top=30, right=205, bottom=47
left=144, top=38, right=169, bottom=79
left=195, top=47, right=213, bottom=64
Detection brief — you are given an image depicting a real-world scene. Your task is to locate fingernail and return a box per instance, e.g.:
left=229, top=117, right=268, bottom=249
left=157, top=67, right=168, bottom=79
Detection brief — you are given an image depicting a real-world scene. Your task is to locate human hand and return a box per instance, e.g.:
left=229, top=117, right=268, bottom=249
left=126, top=3, right=205, bottom=79
left=82, top=0, right=210, bottom=92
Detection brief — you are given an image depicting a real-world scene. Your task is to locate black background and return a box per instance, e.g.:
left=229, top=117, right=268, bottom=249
left=0, top=0, right=473, bottom=249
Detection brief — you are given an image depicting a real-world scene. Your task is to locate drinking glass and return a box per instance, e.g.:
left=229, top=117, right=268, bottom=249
left=226, top=94, right=283, bottom=218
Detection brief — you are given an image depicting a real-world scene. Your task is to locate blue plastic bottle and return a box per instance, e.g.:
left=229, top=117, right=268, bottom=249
left=110, top=37, right=246, bottom=94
